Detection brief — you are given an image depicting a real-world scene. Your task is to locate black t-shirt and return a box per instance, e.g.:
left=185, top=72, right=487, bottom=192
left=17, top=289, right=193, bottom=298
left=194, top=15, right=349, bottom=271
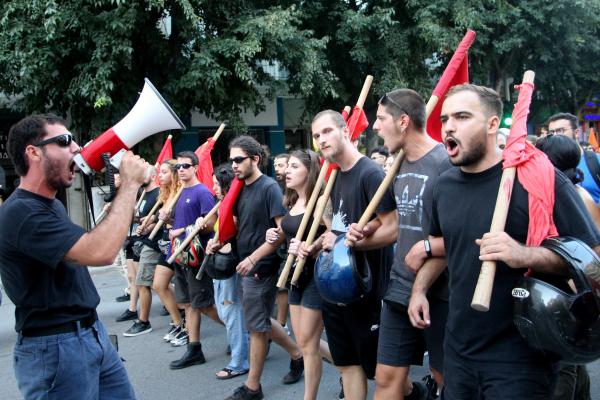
left=330, top=156, right=396, bottom=300
left=135, top=187, right=160, bottom=250
left=0, top=189, right=100, bottom=332
left=430, top=162, right=600, bottom=365
left=234, top=175, right=287, bottom=277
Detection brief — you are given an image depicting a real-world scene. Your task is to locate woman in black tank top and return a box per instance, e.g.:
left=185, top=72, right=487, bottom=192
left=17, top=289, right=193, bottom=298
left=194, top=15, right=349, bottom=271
left=265, top=149, right=330, bottom=400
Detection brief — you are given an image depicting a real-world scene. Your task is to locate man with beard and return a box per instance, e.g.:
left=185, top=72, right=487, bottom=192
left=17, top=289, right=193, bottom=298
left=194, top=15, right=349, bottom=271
left=547, top=112, right=600, bottom=202
left=273, top=153, right=289, bottom=191
left=407, top=85, right=600, bottom=399
left=207, top=136, right=303, bottom=400
left=372, top=89, right=448, bottom=400
left=309, top=110, right=397, bottom=400
left=168, top=150, right=220, bottom=369
left=0, top=114, right=148, bottom=399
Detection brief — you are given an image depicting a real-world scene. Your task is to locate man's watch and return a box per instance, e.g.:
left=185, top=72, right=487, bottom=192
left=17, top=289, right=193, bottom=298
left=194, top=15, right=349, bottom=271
left=423, top=239, right=433, bottom=258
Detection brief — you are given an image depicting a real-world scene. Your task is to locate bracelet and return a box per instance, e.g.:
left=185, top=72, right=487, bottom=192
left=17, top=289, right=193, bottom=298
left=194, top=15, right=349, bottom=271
left=423, top=239, right=433, bottom=258
left=247, top=256, right=256, bottom=267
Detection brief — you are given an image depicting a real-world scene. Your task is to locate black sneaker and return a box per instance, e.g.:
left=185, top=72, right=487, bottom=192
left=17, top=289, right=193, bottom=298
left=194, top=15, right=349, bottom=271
left=115, top=293, right=130, bottom=302
left=406, top=381, right=428, bottom=400
left=339, top=377, right=344, bottom=400
left=281, top=356, right=304, bottom=384
left=169, top=342, right=206, bottom=370
left=116, top=309, right=138, bottom=322
left=224, top=384, right=264, bottom=400
left=422, top=375, right=439, bottom=399
left=123, top=320, right=152, bottom=337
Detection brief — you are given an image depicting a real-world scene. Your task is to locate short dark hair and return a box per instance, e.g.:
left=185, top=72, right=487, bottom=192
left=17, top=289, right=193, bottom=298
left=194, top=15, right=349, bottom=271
left=312, top=110, right=347, bottom=129
left=446, top=84, right=503, bottom=118
left=535, top=134, right=583, bottom=185
left=274, top=153, right=289, bottom=162
left=229, top=135, right=265, bottom=164
left=547, top=113, right=579, bottom=131
left=370, top=146, right=389, bottom=158
left=176, top=150, right=198, bottom=165
left=214, top=163, right=235, bottom=194
left=379, top=89, right=426, bottom=130
left=8, top=113, right=67, bottom=176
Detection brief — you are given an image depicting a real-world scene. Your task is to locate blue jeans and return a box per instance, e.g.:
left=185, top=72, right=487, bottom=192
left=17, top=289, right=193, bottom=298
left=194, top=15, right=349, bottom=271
left=214, top=274, right=249, bottom=372
left=14, top=319, right=135, bottom=400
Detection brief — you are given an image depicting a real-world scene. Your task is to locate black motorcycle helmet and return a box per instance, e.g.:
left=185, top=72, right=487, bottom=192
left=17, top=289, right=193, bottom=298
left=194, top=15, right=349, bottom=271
left=512, top=236, right=600, bottom=364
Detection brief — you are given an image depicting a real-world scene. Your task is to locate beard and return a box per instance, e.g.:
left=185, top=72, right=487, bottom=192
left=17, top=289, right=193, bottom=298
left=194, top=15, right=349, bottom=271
left=449, top=131, right=487, bottom=167
left=42, top=151, right=71, bottom=190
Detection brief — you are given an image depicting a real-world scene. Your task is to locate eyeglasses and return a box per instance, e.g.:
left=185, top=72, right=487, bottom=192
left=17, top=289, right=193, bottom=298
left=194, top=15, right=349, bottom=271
left=547, top=127, right=574, bottom=136
left=174, top=163, right=194, bottom=170
left=379, top=93, right=407, bottom=116
left=229, top=156, right=250, bottom=164
left=34, top=133, right=74, bottom=148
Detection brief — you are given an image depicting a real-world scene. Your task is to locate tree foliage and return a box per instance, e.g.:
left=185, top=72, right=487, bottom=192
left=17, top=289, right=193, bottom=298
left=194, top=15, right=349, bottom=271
left=1, top=0, right=599, bottom=140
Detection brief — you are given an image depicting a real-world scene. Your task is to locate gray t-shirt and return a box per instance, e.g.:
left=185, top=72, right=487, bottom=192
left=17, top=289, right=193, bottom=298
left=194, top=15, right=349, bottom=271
left=385, top=144, right=449, bottom=305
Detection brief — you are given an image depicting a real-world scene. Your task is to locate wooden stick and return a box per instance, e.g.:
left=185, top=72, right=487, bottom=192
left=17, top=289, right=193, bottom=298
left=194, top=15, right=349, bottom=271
left=471, top=70, right=536, bottom=312
left=213, top=123, right=226, bottom=142
left=148, top=187, right=183, bottom=240
left=276, top=159, right=330, bottom=288
left=291, top=168, right=339, bottom=285
left=137, top=199, right=163, bottom=232
left=167, top=200, right=221, bottom=264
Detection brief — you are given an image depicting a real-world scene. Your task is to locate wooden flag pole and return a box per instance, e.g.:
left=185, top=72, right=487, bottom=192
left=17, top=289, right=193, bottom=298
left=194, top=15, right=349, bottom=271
left=149, top=124, right=225, bottom=240
left=167, top=201, right=221, bottom=264
left=471, top=70, right=535, bottom=312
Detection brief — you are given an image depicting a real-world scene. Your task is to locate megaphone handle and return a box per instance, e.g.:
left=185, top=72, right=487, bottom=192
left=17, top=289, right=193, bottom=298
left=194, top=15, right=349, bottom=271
left=102, top=153, right=118, bottom=203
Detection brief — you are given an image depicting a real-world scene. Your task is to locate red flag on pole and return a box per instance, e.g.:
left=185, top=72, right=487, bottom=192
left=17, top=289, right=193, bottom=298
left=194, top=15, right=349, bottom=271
left=217, top=177, right=244, bottom=243
left=503, top=81, right=558, bottom=246
left=348, top=106, right=369, bottom=142
left=154, top=135, right=173, bottom=184
left=426, top=30, right=476, bottom=142
left=194, top=137, right=216, bottom=195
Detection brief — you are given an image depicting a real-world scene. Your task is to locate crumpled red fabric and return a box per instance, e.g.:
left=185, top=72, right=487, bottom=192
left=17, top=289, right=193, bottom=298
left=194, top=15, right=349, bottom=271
left=502, top=82, right=558, bottom=247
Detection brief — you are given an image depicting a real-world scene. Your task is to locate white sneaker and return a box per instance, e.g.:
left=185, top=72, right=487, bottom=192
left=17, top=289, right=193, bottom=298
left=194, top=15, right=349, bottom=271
left=170, top=329, right=189, bottom=347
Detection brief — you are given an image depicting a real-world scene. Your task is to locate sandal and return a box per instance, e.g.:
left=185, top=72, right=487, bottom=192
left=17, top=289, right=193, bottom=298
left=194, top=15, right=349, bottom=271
left=216, top=367, right=249, bottom=380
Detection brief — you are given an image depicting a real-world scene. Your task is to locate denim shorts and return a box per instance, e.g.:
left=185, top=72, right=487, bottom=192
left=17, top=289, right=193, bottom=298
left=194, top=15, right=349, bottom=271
left=288, top=277, right=322, bottom=310
left=241, top=275, right=277, bottom=332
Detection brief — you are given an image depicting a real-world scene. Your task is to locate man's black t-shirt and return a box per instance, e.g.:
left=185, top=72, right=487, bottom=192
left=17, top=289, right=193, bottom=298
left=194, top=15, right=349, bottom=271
left=430, top=162, right=600, bottom=366
left=329, top=156, right=396, bottom=300
left=136, top=187, right=160, bottom=250
left=234, top=175, right=287, bottom=277
left=0, top=189, right=100, bottom=332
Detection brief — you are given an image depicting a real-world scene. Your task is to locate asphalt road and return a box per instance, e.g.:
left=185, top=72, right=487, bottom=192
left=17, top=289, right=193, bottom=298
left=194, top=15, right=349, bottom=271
left=0, top=265, right=598, bottom=399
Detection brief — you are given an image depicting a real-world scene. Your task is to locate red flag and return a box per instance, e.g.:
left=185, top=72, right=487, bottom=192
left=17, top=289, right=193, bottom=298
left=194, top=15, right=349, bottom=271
left=154, top=135, right=173, bottom=184
left=590, top=128, right=599, bottom=152
left=503, top=81, right=558, bottom=247
left=218, top=177, right=244, bottom=243
left=426, top=30, right=476, bottom=142
left=194, top=137, right=216, bottom=194
left=347, top=106, right=369, bottom=141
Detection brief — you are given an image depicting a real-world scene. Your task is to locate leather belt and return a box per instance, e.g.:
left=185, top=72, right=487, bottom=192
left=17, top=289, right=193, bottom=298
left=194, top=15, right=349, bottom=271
left=21, top=314, right=97, bottom=337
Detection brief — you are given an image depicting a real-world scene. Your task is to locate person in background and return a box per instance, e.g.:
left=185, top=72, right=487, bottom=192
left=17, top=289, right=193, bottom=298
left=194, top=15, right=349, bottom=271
left=370, top=146, right=389, bottom=168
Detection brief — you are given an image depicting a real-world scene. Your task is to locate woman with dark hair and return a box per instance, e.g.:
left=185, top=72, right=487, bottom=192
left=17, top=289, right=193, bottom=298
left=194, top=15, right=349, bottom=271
left=536, top=134, right=600, bottom=228
left=212, top=164, right=250, bottom=379
left=265, top=149, right=329, bottom=400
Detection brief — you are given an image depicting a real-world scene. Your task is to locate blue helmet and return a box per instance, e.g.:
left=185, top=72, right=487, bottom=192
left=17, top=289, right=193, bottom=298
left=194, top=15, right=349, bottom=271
left=315, top=234, right=372, bottom=305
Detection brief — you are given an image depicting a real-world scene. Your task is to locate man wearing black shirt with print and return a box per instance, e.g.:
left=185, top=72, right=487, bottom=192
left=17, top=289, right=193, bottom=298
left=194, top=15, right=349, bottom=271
left=408, top=85, right=600, bottom=399
left=207, top=135, right=303, bottom=400
left=0, top=114, right=148, bottom=399
left=310, top=110, right=397, bottom=400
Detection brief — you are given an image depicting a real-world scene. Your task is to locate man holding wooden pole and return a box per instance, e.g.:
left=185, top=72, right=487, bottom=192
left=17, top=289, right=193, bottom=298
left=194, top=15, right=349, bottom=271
left=408, top=84, right=600, bottom=398
left=167, top=150, right=220, bottom=370
left=310, top=110, right=397, bottom=400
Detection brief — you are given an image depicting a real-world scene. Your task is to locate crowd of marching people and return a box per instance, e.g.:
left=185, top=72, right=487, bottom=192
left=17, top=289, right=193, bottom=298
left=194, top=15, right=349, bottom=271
left=2, top=81, right=600, bottom=400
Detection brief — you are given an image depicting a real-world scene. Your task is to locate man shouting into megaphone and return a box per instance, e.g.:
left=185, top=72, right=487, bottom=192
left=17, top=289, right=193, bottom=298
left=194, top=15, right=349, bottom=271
left=0, top=114, right=149, bottom=399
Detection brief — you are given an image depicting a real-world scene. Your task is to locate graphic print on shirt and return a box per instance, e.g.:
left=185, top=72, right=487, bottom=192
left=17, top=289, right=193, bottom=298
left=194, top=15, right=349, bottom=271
left=331, top=199, right=349, bottom=233
left=395, top=173, right=428, bottom=232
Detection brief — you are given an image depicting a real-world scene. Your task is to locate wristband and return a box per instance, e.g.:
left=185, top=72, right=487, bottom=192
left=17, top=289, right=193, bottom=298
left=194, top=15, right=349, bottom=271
left=423, top=239, right=432, bottom=258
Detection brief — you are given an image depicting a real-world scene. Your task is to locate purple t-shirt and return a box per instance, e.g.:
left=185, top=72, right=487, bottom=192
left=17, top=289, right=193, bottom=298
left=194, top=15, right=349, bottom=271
left=173, top=183, right=216, bottom=246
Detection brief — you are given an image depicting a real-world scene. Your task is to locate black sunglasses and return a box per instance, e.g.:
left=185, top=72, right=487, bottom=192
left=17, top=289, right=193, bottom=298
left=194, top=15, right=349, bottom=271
left=379, top=93, right=407, bottom=116
left=34, top=133, right=74, bottom=148
left=174, top=163, right=194, bottom=170
left=229, top=156, right=251, bottom=164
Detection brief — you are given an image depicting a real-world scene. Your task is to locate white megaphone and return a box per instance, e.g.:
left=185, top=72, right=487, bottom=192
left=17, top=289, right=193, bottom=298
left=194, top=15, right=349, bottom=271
left=73, top=78, right=185, bottom=175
